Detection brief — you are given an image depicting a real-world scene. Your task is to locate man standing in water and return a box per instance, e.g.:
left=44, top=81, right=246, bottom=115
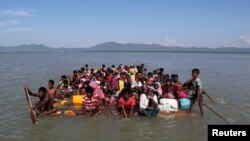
left=26, top=85, right=57, bottom=116
left=183, top=68, right=204, bottom=116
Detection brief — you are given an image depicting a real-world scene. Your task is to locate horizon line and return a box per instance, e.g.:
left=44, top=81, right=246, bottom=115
left=0, top=42, right=249, bottom=49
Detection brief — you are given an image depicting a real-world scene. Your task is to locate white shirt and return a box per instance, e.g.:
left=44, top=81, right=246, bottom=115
left=189, top=77, right=202, bottom=96
left=131, top=81, right=142, bottom=88
left=195, top=77, right=202, bottom=89
left=139, top=93, right=158, bottom=109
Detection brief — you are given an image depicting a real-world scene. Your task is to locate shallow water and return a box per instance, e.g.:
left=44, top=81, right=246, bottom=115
left=0, top=52, right=250, bottom=141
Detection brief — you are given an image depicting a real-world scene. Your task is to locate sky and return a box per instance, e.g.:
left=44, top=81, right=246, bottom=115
left=0, top=0, right=250, bottom=48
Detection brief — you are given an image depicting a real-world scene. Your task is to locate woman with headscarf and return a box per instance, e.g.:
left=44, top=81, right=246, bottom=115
left=154, top=82, right=162, bottom=97
left=89, top=81, right=105, bottom=103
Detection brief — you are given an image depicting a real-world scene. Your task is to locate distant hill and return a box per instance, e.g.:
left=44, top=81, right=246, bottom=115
left=85, top=42, right=171, bottom=51
left=85, top=42, right=250, bottom=53
left=0, top=44, right=54, bottom=52
left=0, top=44, right=84, bottom=52
left=1, top=42, right=250, bottom=53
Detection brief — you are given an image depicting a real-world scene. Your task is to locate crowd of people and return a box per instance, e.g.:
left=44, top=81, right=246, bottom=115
left=25, top=64, right=204, bottom=118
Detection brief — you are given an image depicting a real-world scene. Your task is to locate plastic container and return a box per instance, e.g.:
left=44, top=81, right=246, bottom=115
left=178, top=98, right=191, bottom=109
left=72, top=95, right=84, bottom=106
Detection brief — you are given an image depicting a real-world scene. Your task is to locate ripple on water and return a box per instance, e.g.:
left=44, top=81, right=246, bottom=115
left=215, top=97, right=229, bottom=105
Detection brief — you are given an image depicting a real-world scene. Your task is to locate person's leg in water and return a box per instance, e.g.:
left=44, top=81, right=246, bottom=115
left=151, top=107, right=160, bottom=116
left=189, top=97, right=195, bottom=113
left=141, top=109, right=152, bottom=117
left=198, top=95, right=204, bottom=117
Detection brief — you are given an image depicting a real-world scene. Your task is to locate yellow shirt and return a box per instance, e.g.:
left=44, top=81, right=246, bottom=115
left=118, top=80, right=124, bottom=94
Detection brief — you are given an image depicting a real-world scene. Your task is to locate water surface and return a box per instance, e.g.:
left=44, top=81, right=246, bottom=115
left=0, top=52, right=249, bottom=141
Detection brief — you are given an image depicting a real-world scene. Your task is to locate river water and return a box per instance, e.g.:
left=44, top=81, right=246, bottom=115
left=0, top=52, right=249, bottom=141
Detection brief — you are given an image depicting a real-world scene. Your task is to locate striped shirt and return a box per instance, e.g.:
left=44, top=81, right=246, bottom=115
left=83, top=94, right=99, bottom=111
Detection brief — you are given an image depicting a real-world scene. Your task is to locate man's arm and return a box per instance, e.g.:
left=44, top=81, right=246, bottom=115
left=56, top=89, right=63, bottom=98
left=129, top=106, right=134, bottom=117
left=82, top=102, right=87, bottom=115
left=27, top=88, right=40, bottom=97
left=40, top=106, right=57, bottom=116
left=151, top=96, right=158, bottom=107
left=196, top=78, right=203, bottom=101
left=35, top=95, right=49, bottom=109
left=182, top=79, right=192, bottom=87
left=197, top=85, right=202, bottom=101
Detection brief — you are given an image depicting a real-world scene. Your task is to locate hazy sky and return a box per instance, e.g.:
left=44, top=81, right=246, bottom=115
left=0, top=0, right=250, bottom=48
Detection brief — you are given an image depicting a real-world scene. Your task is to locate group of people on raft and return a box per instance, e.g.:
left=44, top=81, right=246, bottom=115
left=24, top=64, right=204, bottom=118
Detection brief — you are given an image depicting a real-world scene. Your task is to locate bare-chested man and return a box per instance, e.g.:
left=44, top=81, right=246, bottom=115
left=26, top=85, right=57, bottom=116
left=47, top=80, right=57, bottom=100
